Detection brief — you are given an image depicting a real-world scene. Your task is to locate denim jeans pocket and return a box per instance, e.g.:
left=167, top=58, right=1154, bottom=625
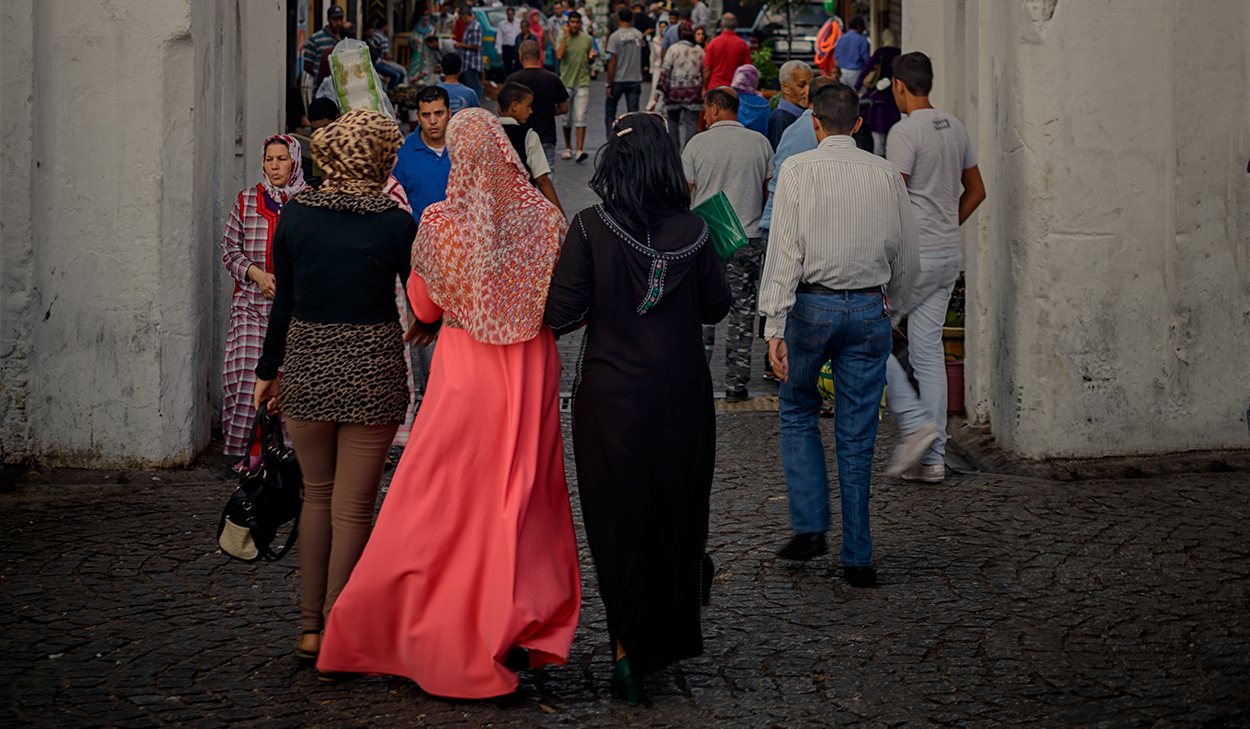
left=862, top=314, right=892, bottom=355
left=788, top=308, right=830, bottom=351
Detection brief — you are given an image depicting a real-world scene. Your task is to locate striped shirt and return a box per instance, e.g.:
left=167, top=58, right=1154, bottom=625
left=303, top=28, right=342, bottom=69
left=461, top=20, right=484, bottom=72
left=758, top=135, right=919, bottom=339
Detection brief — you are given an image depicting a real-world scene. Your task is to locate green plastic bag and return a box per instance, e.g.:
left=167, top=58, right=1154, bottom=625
left=693, top=191, right=749, bottom=261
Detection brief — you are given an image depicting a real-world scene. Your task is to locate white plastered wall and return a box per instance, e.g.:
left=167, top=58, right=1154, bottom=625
left=0, top=0, right=284, bottom=467
left=905, top=0, right=1250, bottom=458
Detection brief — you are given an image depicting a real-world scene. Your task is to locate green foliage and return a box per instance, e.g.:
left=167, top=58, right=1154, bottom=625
left=753, top=46, right=779, bottom=90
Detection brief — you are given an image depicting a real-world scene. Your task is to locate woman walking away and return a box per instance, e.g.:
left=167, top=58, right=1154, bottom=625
left=252, top=110, right=417, bottom=666
left=220, top=134, right=308, bottom=464
left=731, top=63, right=770, bottom=136
left=657, top=22, right=704, bottom=151
left=317, top=107, right=581, bottom=698
left=544, top=112, right=731, bottom=704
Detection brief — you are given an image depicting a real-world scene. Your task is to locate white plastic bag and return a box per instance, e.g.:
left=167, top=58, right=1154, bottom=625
left=329, top=39, right=397, bottom=118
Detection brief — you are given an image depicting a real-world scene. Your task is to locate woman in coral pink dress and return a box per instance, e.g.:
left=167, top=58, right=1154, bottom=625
left=316, top=108, right=580, bottom=698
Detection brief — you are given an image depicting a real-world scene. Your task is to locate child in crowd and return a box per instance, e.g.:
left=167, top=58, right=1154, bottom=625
left=495, top=82, right=564, bottom=217
left=436, top=53, right=480, bottom=115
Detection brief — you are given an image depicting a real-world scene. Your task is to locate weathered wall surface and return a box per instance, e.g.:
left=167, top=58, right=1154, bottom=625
left=906, top=0, right=1250, bottom=458
left=1, top=0, right=37, bottom=462
left=0, top=0, right=284, bottom=467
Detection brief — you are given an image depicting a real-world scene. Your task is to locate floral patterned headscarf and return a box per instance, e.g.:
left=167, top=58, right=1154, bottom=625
left=411, top=108, right=567, bottom=345
left=309, top=109, right=403, bottom=197
left=260, top=134, right=309, bottom=203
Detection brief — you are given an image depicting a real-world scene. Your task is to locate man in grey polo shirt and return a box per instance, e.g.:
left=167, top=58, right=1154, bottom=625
left=683, top=86, right=775, bottom=402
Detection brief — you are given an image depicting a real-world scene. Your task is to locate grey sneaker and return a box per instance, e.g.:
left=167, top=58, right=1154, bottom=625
left=886, top=423, right=940, bottom=477
left=900, top=462, right=945, bottom=483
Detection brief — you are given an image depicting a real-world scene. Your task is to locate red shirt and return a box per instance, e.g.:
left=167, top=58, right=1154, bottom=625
left=702, top=31, right=752, bottom=89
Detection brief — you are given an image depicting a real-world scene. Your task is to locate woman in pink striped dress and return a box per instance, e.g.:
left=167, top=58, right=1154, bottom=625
left=219, top=135, right=308, bottom=460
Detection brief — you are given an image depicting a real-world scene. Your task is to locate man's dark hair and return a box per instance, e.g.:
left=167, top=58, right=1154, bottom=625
left=849, top=15, right=865, bottom=31
left=892, top=51, right=933, bottom=96
left=806, top=74, right=840, bottom=107
left=618, top=8, right=633, bottom=22
left=497, top=82, right=534, bottom=113
left=441, top=51, right=463, bottom=75
left=518, top=39, right=542, bottom=60
left=416, top=84, right=452, bottom=110
left=458, top=5, right=472, bottom=17
left=307, top=97, right=341, bottom=123
left=811, top=82, right=859, bottom=134
left=678, top=7, right=691, bottom=19
left=705, top=86, right=738, bottom=115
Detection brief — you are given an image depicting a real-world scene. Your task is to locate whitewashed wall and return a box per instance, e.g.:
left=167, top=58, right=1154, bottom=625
left=905, top=0, right=1250, bottom=458
left=1, top=0, right=285, bottom=466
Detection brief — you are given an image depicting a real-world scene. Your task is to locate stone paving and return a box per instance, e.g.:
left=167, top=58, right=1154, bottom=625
left=3, top=411, right=1248, bottom=729
left=4, top=82, right=1248, bottom=728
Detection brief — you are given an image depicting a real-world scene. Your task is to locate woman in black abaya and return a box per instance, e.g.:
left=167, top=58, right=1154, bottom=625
left=544, top=112, right=731, bottom=705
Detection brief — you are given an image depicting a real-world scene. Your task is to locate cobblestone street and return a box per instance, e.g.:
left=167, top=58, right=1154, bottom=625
left=3, top=410, right=1248, bottom=729
left=4, top=83, right=1248, bottom=729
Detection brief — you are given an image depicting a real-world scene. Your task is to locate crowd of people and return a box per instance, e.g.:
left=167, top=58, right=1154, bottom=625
left=220, top=3, right=985, bottom=708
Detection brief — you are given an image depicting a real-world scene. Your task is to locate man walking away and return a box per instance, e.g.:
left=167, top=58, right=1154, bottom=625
left=303, top=5, right=346, bottom=78
left=683, top=86, right=775, bottom=402
left=495, top=6, right=524, bottom=75
left=758, top=83, right=918, bottom=589
left=768, top=60, right=813, bottom=149
left=604, top=8, right=645, bottom=137
left=436, top=53, right=480, bottom=115
left=883, top=52, right=985, bottom=482
left=455, top=6, right=485, bottom=99
left=756, top=74, right=837, bottom=385
left=702, top=14, right=752, bottom=90
left=507, top=40, right=570, bottom=174
left=833, top=15, right=869, bottom=86
left=497, top=82, right=566, bottom=216
left=557, top=12, right=595, bottom=162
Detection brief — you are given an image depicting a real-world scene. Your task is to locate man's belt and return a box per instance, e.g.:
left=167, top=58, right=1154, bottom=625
left=796, top=283, right=882, bottom=295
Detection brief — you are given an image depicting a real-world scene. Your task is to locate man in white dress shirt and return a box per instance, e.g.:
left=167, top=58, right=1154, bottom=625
left=758, top=82, right=918, bottom=589
left=495, top=5, right=525, bottom=75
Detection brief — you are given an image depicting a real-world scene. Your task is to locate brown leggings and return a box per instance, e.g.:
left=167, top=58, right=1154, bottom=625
left=286, top=418, right=399, bottom=632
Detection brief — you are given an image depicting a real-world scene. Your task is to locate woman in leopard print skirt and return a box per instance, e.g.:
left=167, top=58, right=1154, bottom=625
left=253, top=109, right=421, bottom=665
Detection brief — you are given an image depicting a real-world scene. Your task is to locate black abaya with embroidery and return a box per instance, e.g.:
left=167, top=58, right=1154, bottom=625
left=544, top=206, right=731, bottom=673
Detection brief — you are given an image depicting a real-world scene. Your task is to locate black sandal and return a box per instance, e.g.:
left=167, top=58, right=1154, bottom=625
left=297, top=630, right=320, bottom=662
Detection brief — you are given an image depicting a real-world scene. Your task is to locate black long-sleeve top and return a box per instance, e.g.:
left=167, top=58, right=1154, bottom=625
left=256, top=200, right=418, bottom=380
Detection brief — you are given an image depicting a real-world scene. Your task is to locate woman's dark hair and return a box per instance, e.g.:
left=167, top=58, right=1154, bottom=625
left=590, top=113, right=690, bottom=239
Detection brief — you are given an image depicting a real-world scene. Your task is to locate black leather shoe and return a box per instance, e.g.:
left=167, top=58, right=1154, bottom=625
left=725, top=389, right=749, bottom=403
left=777, top=533, right=827, bottom=560
left=843, top=565, right=878, bottom=588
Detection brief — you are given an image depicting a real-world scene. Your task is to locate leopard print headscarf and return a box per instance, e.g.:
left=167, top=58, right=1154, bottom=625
left=299, top=109, right=402, bottom=213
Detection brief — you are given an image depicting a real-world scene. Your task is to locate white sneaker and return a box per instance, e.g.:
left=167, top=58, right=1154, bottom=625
left=900, top=462, right=945, bottom=483
left=886, top=423, right=940, bottom=477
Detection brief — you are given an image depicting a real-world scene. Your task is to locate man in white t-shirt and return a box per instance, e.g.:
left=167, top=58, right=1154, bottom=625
left=884, top=52, right=986, bottom=483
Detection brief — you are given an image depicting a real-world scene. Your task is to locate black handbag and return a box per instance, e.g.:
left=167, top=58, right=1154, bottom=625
left=216, top=409, right=303, bottom=561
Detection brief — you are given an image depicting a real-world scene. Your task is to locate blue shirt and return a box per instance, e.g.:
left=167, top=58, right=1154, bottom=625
left=760, top=109, right=817, bottom=230
left=438, top=82, right=480, bottom=115
left=834, top=29, right=869, bottom=70
left=391, top=131, right=452, bottom=224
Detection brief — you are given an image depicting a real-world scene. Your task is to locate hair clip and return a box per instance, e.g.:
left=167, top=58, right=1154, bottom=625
left=615, top=127, right=635, bottom=137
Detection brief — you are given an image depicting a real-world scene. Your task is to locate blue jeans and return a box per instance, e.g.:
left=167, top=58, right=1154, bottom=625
left=779, top=291, right=891, bottom=567
left=604, top=81, right=642, bottom=138
left=885, top=251, right=961, bottom=465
